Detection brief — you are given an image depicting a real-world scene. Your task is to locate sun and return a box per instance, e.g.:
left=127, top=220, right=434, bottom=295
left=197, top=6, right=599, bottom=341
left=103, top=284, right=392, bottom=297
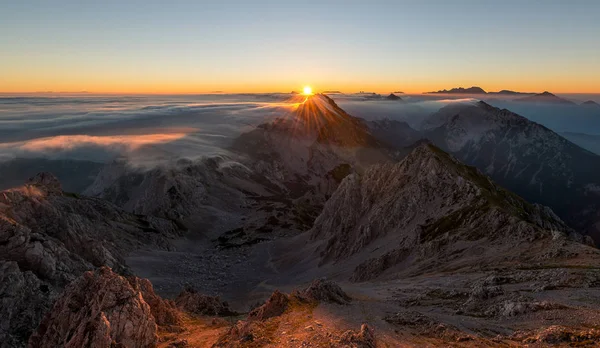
left=303, top=86, right=313, bottom=95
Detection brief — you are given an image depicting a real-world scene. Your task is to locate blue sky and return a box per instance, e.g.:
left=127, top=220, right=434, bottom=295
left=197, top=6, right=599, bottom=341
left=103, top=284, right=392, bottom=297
left=1, top=0, right=599, bottom=93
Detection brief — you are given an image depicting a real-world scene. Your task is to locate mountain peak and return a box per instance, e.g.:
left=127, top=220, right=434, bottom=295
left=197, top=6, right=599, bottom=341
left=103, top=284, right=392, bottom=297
left=427, top=86, right=487, bottom=94
left=516, top=91, right=575, bottom=104
left=582, top=100, right=600, bottom=106
left=26, top=172, right=62, bottom=194
left=385, top=93, right=402, bottom=100
left=309, top=141, right=570, bottom=269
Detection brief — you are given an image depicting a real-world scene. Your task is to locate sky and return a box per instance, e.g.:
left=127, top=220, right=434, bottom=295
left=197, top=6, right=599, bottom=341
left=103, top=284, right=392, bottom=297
left=1, top=0, right=599, bottom=94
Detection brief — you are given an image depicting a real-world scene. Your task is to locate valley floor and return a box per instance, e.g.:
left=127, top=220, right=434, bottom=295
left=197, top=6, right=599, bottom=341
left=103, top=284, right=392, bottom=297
left=129, top=232, right=600, bottom=347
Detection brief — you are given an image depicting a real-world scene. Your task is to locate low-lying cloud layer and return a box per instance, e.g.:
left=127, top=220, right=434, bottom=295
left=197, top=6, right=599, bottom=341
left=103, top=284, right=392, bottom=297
left=1, top=93, right=598, bottom=167
left=0, top=94, right=302, bottom=164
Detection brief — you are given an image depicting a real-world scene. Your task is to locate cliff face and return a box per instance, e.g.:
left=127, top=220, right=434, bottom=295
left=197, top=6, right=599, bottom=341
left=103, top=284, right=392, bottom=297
left=309, top=143, right=581, bottom=281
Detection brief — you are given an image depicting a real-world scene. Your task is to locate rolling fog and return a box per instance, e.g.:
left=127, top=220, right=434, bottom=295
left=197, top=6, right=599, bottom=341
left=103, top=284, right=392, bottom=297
left=1, top=93, right=599, bottom=167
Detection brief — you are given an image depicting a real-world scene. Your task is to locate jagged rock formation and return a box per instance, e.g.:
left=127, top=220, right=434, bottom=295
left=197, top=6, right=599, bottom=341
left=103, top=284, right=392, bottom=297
left=0, top=173, right=182, bottom=347
left=215, top=281, right=367, bottom=347
left=128, top=277, right=182, bottom=327
left=309, top=143, right=587, bottom=281
left=85, top=95, right=395, bottom=246
left=247, top=290, right=290, bottom=321
left=29, top=267, right=158, bottom=348
left=2, top=172, right=181, bottom=271
left=231, top=94, right=392, bottom=194
left=83, top=156, right=253, bottom=224
left=295, top=278, right=352, bottom=305
left=175, top=285, right=234, bottom=316
left=339, top=324, right=376, bottom=348
left=420, top=101, right=600, bottom=243
left=0, top=261, right=53, bottom=348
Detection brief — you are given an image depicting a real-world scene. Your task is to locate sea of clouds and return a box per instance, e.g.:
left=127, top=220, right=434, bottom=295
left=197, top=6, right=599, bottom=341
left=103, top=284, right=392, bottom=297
left=1, top=93, right=598, bottom=166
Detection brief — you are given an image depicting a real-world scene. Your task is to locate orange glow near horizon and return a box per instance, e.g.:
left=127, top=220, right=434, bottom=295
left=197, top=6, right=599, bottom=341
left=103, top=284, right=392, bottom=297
left=1, top=78, right=600, bottom=95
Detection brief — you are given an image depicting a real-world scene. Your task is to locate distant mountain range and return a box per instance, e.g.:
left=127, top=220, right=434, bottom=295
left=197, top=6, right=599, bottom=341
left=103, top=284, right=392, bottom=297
left=381, top=100, right=600, bottom=242
left=582, top=100, right=600, bottom=107
left=514, top=91, right=576, bottom=104
left=426, top=86, right=537, bottom=96
left=427, top=86, right=487, bottom=94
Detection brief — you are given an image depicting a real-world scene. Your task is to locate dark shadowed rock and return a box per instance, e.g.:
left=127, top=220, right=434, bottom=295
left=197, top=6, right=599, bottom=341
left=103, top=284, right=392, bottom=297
left=0, top=262, right=53, bottom=348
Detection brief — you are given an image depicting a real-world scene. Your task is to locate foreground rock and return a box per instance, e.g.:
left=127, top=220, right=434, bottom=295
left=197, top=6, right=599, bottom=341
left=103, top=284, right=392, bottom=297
left=339, top=324, right=376, bottom=348
left=29, top=267, right=158, bottom=348
left=0, top=173, right=182, bottom=347
left=175, top=285, right=234, bottom=317
left=215, top=280, right=359, bottom=347
left=294, top=278, right=352, bottom=305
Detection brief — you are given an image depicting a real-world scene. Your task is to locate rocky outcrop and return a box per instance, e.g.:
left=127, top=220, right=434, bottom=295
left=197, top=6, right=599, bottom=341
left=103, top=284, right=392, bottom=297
left=339, top=324, right=376, bottom=348
left=309, top=143, right=585, bottom=280
left=1, top=172, right=181, bottom=271
left=0, top=173, right=183, bottom=347
left=128, top=277, right=182, bottom=327
left=215, top=281, right=368, bottom=347
left=231, top=94, right=393, bottom=197
left=175, top=285, right=234, bottom=317
left=516, top=325, right=600, bottom=345
left=29, top=267, right=158, bottom=348
left=247, top=290, right=290, bottom=321
left=295, top=278, right=352, bottom=305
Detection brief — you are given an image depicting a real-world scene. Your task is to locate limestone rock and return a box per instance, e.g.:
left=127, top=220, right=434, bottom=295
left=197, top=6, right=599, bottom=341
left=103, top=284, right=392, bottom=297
left=247, top=290, right=290, bottom=321
left=29, top=267, right=157, bottom=348
left=339, top=324, right=376, bottom=348
left=128, top=277, right=182, bottom=327
left=297, top=278, right=351, bottom=304
left=175, top=285, right=233, bottom=316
